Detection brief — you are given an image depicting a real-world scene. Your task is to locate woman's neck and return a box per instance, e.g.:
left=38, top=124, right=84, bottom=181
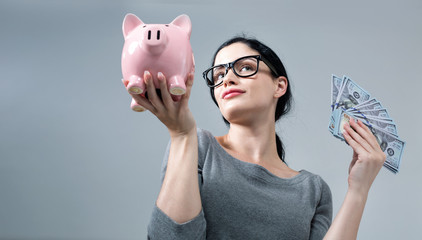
left=219, top=121, right=279, bottom=164
left=216, top=120, right=299, bottom=179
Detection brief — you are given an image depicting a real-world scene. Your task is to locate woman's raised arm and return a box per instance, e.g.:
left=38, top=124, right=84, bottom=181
left=324, top=118, right=386, bottom=239
left=125, top=71, right=202, bottom=224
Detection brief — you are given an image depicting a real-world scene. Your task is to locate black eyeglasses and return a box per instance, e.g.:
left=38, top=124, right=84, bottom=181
left=202, top=55, right=279, bottom=88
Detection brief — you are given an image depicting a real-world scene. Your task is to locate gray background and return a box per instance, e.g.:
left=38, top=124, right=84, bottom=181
left=1, top=0, right=421, bottom=239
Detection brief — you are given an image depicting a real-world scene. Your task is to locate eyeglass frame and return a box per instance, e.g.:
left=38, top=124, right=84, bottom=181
left=202, top=55, right=280, bottom=88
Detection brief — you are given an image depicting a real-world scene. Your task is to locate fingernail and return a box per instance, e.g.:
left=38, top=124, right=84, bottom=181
left=158, top=72, right=164, bottom=79
left=343, top=124, right=349, bottom=131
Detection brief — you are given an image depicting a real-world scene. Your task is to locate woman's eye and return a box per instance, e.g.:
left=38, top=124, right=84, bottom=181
left=240, top=65, right=253, bottom=72
left=213, top=71, right=225, bottom=82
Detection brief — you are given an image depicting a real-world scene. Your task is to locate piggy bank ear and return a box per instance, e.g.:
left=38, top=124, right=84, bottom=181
left=171, top=14, right=192, bottom=38
left=122, top=13, right=144, bottom=38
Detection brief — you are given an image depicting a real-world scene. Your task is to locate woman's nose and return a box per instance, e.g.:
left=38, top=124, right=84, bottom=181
left=222, top=68, right=239, bottom=87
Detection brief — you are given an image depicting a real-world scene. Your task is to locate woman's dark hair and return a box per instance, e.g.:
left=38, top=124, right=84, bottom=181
left=209, top=35, right=293, bottom=163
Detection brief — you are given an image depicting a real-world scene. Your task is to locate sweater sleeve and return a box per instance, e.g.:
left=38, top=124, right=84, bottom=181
left=147, top=207, right=206, bottom=240
left=147, top=129, right=207, bottom=240
left=309, top=176, right=333, bottom=240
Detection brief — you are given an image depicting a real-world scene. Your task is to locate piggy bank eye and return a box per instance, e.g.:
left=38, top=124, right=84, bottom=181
left=165, top=24, right=169, bottom=27
left=142, top=25, right=146, bottom=28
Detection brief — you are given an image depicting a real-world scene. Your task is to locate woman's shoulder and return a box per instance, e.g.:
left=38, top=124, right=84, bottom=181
left=298, top=170, right=332, bottom=193
left=196, top=128, right=221, bottom=166
left=197, top=127, right=226, bottom=148
left=302, top=170, right=333, bottom=207
left=196, top=128, right=217, bottom=147
left=197, top=127, right=213, bottom=139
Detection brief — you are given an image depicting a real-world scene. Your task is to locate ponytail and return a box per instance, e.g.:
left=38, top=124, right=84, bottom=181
left=276, top=134, right=286, bottom=164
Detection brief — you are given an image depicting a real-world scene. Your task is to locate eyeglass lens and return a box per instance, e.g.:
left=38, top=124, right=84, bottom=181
left=207, top=56, right=259, bottom=86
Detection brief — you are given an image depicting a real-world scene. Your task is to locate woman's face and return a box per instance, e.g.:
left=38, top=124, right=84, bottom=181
left=213, top=42, right=287, bottom=124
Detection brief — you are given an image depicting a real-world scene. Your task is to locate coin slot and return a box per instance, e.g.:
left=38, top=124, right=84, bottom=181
left=157, top=30, right=160, bottom=40
left=148, top=30, right=151, bottom=40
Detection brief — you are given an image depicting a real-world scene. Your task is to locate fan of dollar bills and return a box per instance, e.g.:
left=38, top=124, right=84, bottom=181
left=328, top=75, right=405, bottom=174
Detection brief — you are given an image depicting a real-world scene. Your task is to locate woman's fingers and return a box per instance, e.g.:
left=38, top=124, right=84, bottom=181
left=344, top=116, right=387, bottom=195
left=144, top=72, right=158, bottom=104
left=343, top=121, right=372, bottom=153
left=348, top=119, right=370, bottom=141
left=350, top=119, right=383, bottom=153
left=157, top=72, right=174, bottom=108
left=124, top=71, right=194, bottom=119
left=130, top=92, right=155, bottom=113
left=343, top=126, right=365, bottom=154
left=355, top=120, right=383, bottom=151
left=145, top=71, right=171, bottom=114
left=344, top=118, right=386, bottom=167
left=122, top=77, right=154, bottom=112
left=181, top=73, right=195, bottom=104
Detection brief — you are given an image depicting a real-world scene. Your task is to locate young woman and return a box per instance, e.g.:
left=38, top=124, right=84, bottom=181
left=125, top=36, right=386, bottom=239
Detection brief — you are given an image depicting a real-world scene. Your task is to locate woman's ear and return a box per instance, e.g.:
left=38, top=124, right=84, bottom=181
left=274, top=76, right=288, bottom=98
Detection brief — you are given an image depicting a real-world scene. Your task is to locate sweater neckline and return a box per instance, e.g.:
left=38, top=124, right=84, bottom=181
left=208, top=133, right=310, bottom=185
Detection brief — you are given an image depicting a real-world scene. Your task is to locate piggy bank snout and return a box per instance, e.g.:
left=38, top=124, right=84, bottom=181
left=144, top=27, right=164, bottom=41
left=142, top=26, right=167, bottom=54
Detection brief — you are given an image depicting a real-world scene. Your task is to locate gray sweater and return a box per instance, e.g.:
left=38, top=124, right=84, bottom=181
left=148, top=128, right=332, bottom=239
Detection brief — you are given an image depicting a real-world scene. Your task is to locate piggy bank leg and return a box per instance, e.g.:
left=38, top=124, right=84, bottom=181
left=127, top=75, right=145, bottom=95
left=168, top=75, right=186, bottom=95
left=130, top=98, right=145, bottom=112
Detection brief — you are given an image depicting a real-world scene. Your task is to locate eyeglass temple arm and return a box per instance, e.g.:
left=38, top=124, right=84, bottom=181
left=260, top=56, right=280, bottom=77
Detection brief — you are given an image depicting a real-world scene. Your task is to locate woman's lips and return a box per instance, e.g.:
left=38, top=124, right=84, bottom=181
left=222, top=89, right=246, bottom=99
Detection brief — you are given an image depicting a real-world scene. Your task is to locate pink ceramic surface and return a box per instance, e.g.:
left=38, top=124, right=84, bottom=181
left=121, top=14, right=195, bottom=111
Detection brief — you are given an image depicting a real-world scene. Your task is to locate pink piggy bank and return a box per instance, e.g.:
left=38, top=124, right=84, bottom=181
left=121, top=13, right=195, bottom=112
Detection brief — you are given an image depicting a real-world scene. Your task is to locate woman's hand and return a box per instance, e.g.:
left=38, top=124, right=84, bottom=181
left=126, top=71, right=201, bottom=224
left=343, top=118, right=386, bottom=195
left=324, top=118, right=386, bottom=240
left=123, top=71, right=196, bottom=137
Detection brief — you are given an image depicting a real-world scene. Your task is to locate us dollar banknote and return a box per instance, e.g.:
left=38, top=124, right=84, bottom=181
left=334, top=76, right=371, bottom=110
left=329, top=74, right=405, bottom=174
left=333, top=110, right=405, bottom=173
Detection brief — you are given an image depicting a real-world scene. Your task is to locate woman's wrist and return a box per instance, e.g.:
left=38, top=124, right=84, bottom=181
left=168, top=124, right=197, bottom=139
left=346, top=187, right=369, bottom=205
left=348, top=174, right=376, bottom=199
left=324, top=187, right=369, bottom=240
